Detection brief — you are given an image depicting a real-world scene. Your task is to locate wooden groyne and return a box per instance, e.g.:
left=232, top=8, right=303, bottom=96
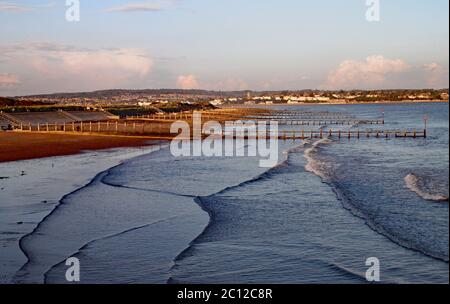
left=11, top=121, right=427, bottom=140
left=126, top=112, right=356, bottom=121
left=269, top=129, right=427, bottom=140
left=125, top=109, right=383, bottom=126
left=252, top=119, right=384, bottom=126
left=248, top=114, right=355, bottom=120
left=4, top=108, right=428, bottom=141
left=126, top=116, right=384, bottom=126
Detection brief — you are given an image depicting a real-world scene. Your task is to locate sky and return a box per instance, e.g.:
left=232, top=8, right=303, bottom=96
left=0, top=0, right=449, bottom=95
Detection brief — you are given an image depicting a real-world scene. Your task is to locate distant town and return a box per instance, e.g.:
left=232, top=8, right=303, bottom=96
left=7, top=89, right=448, bottom=108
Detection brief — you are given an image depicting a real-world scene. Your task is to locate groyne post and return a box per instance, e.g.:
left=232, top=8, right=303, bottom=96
left=424, top=115, right=428, bottom=138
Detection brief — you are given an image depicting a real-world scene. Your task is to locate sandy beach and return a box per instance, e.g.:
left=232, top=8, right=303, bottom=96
left=0, top=132, right=155, bottom=163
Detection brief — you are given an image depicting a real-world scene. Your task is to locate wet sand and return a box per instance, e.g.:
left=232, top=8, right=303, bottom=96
left=0, top=144, right=162, bottom=283
left=0, top=132, right=154, bottom=163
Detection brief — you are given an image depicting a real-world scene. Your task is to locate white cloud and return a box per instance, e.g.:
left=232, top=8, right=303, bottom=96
left=0, top=1, right=55, bottom=13
left=423, top=63, right=449, bottom=89
left=325, top=55, right=410, bottom=89
left=0, top=73, right=19, bottom=87
left=104, top=3, right=162, bottom=13
left=0, top=1, right=29, bottom=12
left=104, top=1, right=180, bottom=13
left=56, top=49, right=152, bottom=77
left=0, top=43, right=153, bottom=92
left=176, top=74, right=199, bottom=89
left=175, top=75, right=249, bottom=91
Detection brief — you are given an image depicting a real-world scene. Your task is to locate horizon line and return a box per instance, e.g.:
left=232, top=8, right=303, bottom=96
left=5, top=87, right=449, bottom=98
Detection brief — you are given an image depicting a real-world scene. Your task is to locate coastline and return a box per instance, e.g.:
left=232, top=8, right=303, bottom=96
left=0, top=132, right=158, bottom=163
left=13, top=141, right=288, bottom=283
left=225, top=100, right=448, bottom=107
left=0, top=144, right=161, bottom=283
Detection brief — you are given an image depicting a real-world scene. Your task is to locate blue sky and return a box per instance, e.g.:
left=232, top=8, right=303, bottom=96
left=0, top=0, right=448, bottom=95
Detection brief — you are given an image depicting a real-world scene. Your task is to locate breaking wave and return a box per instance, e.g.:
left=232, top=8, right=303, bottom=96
left=405, top=173, right=449, bottom=202
left=302, top=141, right=449, bottom=262
left=304, top=138, right=332, bottom=180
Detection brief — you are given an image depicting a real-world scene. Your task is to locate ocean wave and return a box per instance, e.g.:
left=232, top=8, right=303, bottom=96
left=43, top=215, right=183, bottom=284
left=200, top=140, right=309, bottom=197
left=13, top=170, right=109, bottom=283
left=304, top=138, right=333, bottom=180
left=13, top=145, right=165, bottom=283
left=169, top=140, right=311, bottom=278
left=404, top=173, right=449, bottom=202
left=302, top=141, right=449, bottom=262
left=283, top=139, right=310, bottom=155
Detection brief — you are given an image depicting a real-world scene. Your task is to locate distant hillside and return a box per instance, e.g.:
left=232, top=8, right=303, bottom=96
left=20, top=89, right=250, bottom=99
left=18, top=88, right=449, bottom=100
left=0, top=97, right=54, bottom=107
left=0, top=97, right=18, bottom=106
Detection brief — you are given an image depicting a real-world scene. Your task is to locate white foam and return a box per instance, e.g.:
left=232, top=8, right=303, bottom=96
left=304, top=138, right=332, bottom=179
left=405, top=173, right=449, bottom=202
left=283, top=139, right=310, bottom=155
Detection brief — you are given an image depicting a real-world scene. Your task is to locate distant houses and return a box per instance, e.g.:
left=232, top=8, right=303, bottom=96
left=8, top=89, right=448, bottom=108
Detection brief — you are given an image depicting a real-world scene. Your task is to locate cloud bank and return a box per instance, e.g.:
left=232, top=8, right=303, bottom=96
left=0, top=43, right=153, bottom=93
left=104, top=1, right=180, bottom=13
left=176, top=74, right=249, bottom=91
left=423, top=63, right=449, bottom=89
left=176, top=74, right=199, bottom=89
left=0, top=73, right=20, bottom=87
left=325, top=56, right=410, bottom=89
left=325, top=55, right=449, bottom=89
left=0, top=1, right=29, bottom=12
left=0, top=1, right=55, bottom=13
left=104, top=3, right=162, bottom=13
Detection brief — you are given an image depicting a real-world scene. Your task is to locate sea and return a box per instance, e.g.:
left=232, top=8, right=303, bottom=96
left=0, top=102, right=448, bottom=284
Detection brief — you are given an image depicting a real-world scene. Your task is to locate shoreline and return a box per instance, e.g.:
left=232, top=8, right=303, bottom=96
left=0, top=132, right=159, bottom=163
left=226, top=100, right=448, bottom=107
left=0, top=144, right=161, bottom=283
